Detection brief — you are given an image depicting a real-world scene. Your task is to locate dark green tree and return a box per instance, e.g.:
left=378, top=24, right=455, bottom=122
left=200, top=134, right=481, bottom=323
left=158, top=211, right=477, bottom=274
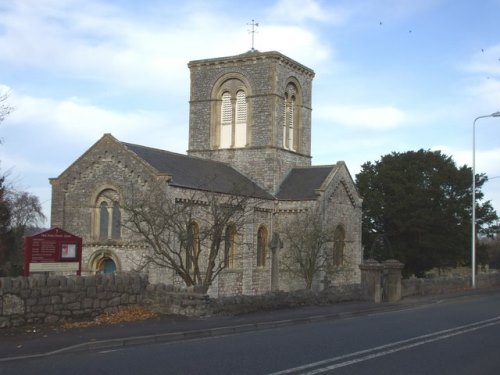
left=356, top=149, right=498, bottom=277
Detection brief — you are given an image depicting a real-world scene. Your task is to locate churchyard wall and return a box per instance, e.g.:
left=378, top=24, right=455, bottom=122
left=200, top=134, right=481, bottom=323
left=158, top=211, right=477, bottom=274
left=0, top=273, right=365, bottom=328
left=402, top=271, right=500, bottom=297
left=3, top=271, right=499, bottom=329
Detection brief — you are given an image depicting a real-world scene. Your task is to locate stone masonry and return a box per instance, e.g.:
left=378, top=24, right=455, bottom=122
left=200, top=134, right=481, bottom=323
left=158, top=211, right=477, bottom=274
left=49, top=49, right=364, bottom=297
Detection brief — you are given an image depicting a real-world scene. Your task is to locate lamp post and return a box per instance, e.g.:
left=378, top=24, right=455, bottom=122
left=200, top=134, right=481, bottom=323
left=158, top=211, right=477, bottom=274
left=472, top=111, right=500, bottom=288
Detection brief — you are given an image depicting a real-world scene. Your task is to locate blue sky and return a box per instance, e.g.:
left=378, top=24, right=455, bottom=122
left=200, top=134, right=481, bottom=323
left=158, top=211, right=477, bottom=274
left=0, top=0, right=499, bottom=223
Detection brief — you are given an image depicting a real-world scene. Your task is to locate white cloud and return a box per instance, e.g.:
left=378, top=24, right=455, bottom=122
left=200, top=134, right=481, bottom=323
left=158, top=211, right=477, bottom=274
left=0, top=1, right=188, bottom=94
left=0, top=0, right=336, bottom=95
left=468, top=79, right=500, bottom=110
left=464, top=44, right=500, bottom=75
left=444, top=145, right=500, bottom=212
left=269, top=0, right=347, bottom=25
left=0, top=151, right=57, bottom=176
left=6, top=91, right=187, bottom=153
left=315, top=104, right=406, bottom=130
left=432, top=144, right=500, bottom=178
left=256, top=25, right=331, bottom=64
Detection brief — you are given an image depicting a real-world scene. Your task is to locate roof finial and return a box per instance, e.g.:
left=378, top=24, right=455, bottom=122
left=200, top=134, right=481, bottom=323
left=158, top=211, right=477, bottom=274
left=247, top=19, right=259, bottom=52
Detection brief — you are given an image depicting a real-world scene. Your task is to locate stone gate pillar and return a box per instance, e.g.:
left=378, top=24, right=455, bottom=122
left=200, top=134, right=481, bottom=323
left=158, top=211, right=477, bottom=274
left=382, top=259, right=404, bottom=302
left=359, top=260, right=384, bottom=303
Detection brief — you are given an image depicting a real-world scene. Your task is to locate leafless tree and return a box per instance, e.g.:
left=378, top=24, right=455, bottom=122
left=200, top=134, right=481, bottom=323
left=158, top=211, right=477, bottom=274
left=0, top=189, right=45, bottom=276
left=7, top=190, right=46, bottom=230
left=281, top=207, right=334, bottom=289
left=0, top=89, right=14, bottom=124
left=119, top=178, right=255, bottom=292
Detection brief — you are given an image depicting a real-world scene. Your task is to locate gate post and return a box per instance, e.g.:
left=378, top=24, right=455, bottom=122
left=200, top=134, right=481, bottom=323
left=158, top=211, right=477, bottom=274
left=382, top=259, right=404, bottom=302
left=359, top=260, right=384, bottom=303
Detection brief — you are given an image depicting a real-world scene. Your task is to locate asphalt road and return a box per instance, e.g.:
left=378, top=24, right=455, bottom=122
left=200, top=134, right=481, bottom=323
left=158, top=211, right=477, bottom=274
left=2, top=291, right=500, bottom=374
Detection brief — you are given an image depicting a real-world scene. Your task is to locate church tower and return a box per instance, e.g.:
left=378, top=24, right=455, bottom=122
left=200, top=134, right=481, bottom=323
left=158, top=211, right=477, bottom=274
left=187, top=50, right=315, bottom=193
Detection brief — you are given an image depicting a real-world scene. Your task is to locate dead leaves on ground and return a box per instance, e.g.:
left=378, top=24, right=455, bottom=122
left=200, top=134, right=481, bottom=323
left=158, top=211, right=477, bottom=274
left=62, top=305, right=157, bottom=329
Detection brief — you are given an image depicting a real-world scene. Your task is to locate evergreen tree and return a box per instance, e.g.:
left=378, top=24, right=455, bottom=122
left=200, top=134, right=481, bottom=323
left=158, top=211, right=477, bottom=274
left=356, top=149, right=498, bottom=277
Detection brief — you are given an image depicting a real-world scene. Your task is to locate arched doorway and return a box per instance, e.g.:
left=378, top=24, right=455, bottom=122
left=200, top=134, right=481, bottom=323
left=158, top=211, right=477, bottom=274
left=98, top=257, right=117, bottom=274
left=90, top=250, right=119, bottom=275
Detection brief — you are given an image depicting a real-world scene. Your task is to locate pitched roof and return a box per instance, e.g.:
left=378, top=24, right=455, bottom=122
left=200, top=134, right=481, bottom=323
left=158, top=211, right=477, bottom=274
left=122, top=142, right=274, bottom=200
left=276, top=165, right=337, bottom=200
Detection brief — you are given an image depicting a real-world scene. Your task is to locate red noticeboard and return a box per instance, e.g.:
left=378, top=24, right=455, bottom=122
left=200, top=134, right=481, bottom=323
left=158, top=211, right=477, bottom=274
left=23, top=227, right=83, bottom=276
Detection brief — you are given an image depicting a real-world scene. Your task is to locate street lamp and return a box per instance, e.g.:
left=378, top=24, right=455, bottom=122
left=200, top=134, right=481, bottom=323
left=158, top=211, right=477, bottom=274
left=472, top=111, right=500, bottom=288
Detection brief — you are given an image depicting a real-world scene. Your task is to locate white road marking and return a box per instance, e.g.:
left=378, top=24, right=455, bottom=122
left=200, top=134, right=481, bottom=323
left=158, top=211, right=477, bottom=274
left=268, top=315, right=500, bottom=375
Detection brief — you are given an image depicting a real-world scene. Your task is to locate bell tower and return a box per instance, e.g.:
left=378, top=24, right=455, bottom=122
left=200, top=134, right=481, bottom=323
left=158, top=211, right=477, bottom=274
left=187, top=50, right=315, bottom=193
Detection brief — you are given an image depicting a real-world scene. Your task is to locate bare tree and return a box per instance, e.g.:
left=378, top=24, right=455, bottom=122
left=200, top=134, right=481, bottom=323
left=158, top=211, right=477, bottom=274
left=120, top=178, right=254, bottom=292
left=281, top=207, right=334, bottom=289
left=7, top=191, right=46, bottom=230
left=0, top=189, right=45, bottom=276
left=0, top=89, right=14, bottom=124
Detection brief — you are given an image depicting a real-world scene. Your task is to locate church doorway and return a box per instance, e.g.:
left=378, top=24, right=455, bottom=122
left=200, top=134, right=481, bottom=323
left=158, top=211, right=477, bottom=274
left=98, top=257, right=116, bottom=274
left=90, top=251, right=119, bottom=274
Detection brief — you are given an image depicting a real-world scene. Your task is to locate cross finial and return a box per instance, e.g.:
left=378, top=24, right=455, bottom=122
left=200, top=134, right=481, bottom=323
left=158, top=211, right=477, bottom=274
left=247, top=19, right=259, bottom=52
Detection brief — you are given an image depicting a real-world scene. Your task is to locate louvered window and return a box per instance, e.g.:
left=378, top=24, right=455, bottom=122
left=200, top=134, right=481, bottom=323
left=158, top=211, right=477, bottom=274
left=220, top=92, right=232, bottom=148
left=283, top=93, right=288, bottom=149
left=288, top=96, right=295, bottom=151
left=234, top=90, right=247, bottom=147
left=283, top=84, right=297, bottom=151
left=218, top=83, right=248, bottom=149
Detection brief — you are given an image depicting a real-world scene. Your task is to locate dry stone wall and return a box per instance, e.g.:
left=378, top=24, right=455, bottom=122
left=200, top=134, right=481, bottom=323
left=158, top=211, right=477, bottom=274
left=1, top=273, right=367, bottom=329
left=0, top=274, right=148, bottom=328
left=4, top=271, right=500, bottom=329
left=402, top=271, right=500, bottom=297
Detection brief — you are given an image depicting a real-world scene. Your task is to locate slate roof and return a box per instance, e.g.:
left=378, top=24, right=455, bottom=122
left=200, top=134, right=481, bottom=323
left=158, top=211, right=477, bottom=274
left=276, top=165, right=337, bottom=200
left=122, top=142, right=274, bottom=200
left=121, top=141, right=337, bottom=201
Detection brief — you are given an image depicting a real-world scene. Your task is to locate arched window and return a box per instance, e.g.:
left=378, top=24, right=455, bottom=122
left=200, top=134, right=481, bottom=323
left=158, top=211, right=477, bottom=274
left=257, top=225, right=268, bottom=267
left=94, top=189, right=121, bottom=241
left=333, top=225, right=346, bottom=267
left=186, top=222, right=200, bottom=270
left=111, top=202, right=121, bottom=240
left=224, top=224, right=236, bottom=268
left=283, top=83, right=298, bottom=151
left=215, top=78, right=249, bottom=149
left=220, top=92, right=232, bottom=148
left=234, top=90, right=247, bottom=147
left=99, top=202, right=109, bottom=241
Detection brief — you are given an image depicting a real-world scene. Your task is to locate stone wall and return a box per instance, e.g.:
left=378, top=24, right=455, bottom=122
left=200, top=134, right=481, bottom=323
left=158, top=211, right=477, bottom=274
left=401, top=272, right=500, bottom=297
left=1, top=273, right=367, bottom=328
left=0, top=274, right=148, bottom=328
left=209, top=284, right=367, bottom=316
left=144, top=283, right=211, bottom=317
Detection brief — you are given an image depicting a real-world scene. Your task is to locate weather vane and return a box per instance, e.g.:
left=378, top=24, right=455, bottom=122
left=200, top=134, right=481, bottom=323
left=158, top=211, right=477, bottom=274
left=247, top=19, right=259, bottom=52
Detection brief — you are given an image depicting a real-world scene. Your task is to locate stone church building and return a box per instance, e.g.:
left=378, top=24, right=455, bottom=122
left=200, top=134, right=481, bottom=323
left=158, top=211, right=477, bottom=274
left=50, top=50, right=363, bottom=296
